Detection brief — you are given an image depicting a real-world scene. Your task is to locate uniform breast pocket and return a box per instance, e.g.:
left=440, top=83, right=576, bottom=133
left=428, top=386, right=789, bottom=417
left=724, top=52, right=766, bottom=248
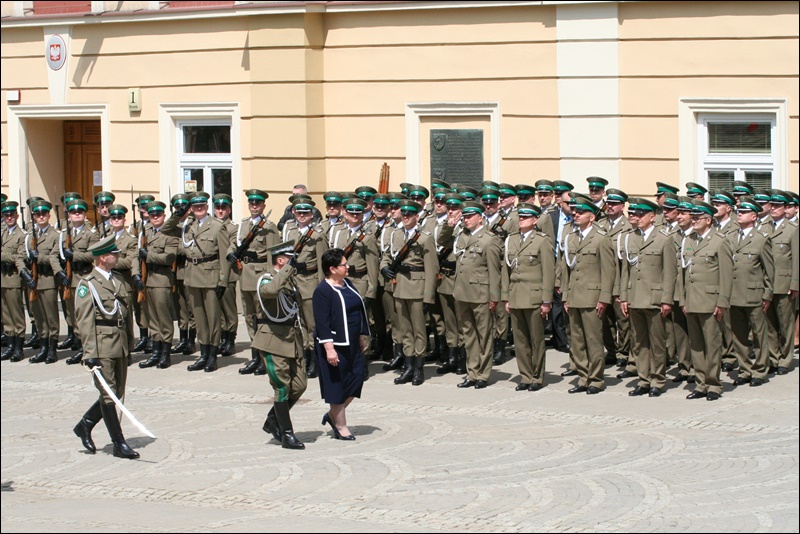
left=469, top=246, right=484, bottom=257
left=581, top=248, right=598, bottom=263
left=643, top=250, right=661, bottom=264
left=746, top=281, right=763, bottom=301
left=198, top=236, right=216, bottom=250
left=524, top=253, right=539, bottom=265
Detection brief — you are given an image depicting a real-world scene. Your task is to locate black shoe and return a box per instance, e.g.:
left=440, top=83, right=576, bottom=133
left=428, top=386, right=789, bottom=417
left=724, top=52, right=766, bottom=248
left=474, top=380, right=488, bottom=389
left=9, top=337, right=24, bottom=362
left=706, top=391, right=721, bottom=401
left=734, top=377, right=751, bottom=386
left=457, top=379, right=476, bottom=388
left=263, top=409, right=281, bottom=441
left=101, top=402, right=140, bottom=459
left=561, top=369, right=577, bottom=377
left=144, top=337, right=154, bottom=354
left=628, top=386, right=649, bottom=396
left=492, top=339, right=506, bottom=366
left=617, top=370, right=636, bottom=379
left=184, top=329, right=197, bottom=355
left=217, top=331, right=229, bottom=356
left=305, top=348, right=318, bottom=378
left=411, top=357, right=425, bottom=386
left=58, top=328, right=76, bottom=350
left=777, top=367, right=790, bottom=375
left=253, top=357, right=267, bottom=375
left=113, top=440, right=141, bottom=459
left=648, top=387, right=662, bottom=397
left=455, top=347, right=467, bottom=375
left=24, top=324, right=40, bottom=349
left=686, top=391, right=706, bottom=399
left=44, top=337, right=58, bottom=364
left=240, top=348, right=261, bottom=374
left=515, top=383, right=530, bottom=391
left=672, top=374, right=688, bottom=383
left=281, top=430, right=306, bottom=449
left=394, top=356, right=415, bottom=385
left=750, top=378, right=764, bottom=387
left=157, top=344, right=172, bottom=369
left=568, top=386, right=588, bottom=394
left=686, top=375, right=696, bottom=384
left=529, top=383, right=543, bottom=392
left=436, top=347, right=458, bottom=375
left=29, top=337, right=50, bottom=363
left=186, top=344, right=209, bottom=371
left=721, top=362, right=734, bottom=372
left=65, top=345, right=83, bottom=365
left=132, top=329, right=149, bottom=352
left=554, top=345, right=570, bottom=354
left=616, top=357, right=628, bottom=367
left=222, top=330, right=236, bottom=356
left=203, top=346, right=218, bottom=372
left=1, top=336, right=18, bottom=360
left=171, top=331, right=188, bottom=353
left=73, top=401, right=102, bottom=454
left=322, top=412, right=355, bottom=441
left=586, top=386, right=602, bottom=395
left=383, top=344, right=404, bottom=371
left=140, top=341, right=162, bottom=368
left=605, top=352, right=617, bottom=366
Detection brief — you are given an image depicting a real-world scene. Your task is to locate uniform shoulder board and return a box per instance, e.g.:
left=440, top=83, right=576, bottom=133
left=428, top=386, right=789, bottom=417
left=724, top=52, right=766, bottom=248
left=507, top=231, right=521, bottom=238
left=594, top=227, right=607, bottom=236
left=760, top=231, right=770, bottom=238
left=659, top=228, right=670, bottom=236
left=420, top=229, right=432, bottom=237
left=241, top=217, right=249, bottom=223
left=537, top=231, right=548, bottom=238
left=90, top=226, right=97, bottom=233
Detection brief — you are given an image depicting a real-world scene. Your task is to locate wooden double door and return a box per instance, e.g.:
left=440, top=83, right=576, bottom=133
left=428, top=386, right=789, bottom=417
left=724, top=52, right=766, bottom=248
left=64, top=120, right=102, bottom=224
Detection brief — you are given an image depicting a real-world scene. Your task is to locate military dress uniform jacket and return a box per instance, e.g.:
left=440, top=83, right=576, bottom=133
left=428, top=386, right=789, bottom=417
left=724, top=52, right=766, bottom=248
left=143, top=228, right=178, bottom=289
left=501, top=230, right=555, bottom=308
left=331, top=225, right=380, bottom=299
left=251, top=264, right=303, bottom=359
left=61, top=224, right=100, bottom=287
left=234, top=215, right=281, bottom=292
left=113, top=230, right=141, bottom=290
left=283, top=225, right=327, bottom=299
left=17, top=226, right=62, bottom=290
left=451, top=226, right=502, bottom=305
left=434, top=221, right=461, bottom=296
left=535, top=206, right=557, bottom=247
left=377, top=221, right=400, bottom=291
left=726, top=229, right=774, bottom=307
left=75, top=270, right=134, bottom=360
left=2, top=224, right=26, bottom=286
left=164, top=215, right=230, bottom=289
left=560, top=225, right=615, bottom=308
left=606, top=216, right=633, bottom=297
left=715, top=218, right=740, bottom=238
left=381, top=228, right=439, bottom=304
left=221, top=219, right=241, bottom=283
left=678, top=231, right=733, bottom=313
left=769, top=220, right=799, bottom=295
left=620, top=228, right=678, bottom=309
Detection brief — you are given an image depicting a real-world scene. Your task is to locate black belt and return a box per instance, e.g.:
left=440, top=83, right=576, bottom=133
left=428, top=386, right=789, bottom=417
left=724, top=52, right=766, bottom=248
left=348, top=266, right=368, bottom=277
left=439, top=267, right=456, bottom=277
left=397, top=264, right=424, bottom=273
left=1, top=262, right=17, bottom=274
left=176, top=256, right=187, bottom=268
left=295, top=262, right=318, bottom=275
left=440, top=260, right=456, bottom=270
left=253, top=314, right=294, bottom=327
left=37, top=264, right=54, bottom=276
left=96, top=318, right=125, bottom=328
left=188, top=254, right=219, bottom=265
left=73, top=261, right=91, bottom=272
left=241, top=253, right=268, bottom=264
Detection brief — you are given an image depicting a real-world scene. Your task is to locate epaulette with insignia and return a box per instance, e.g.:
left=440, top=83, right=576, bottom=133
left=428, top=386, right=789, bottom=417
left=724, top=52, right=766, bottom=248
left=659, top=229, right=670, bottom=236
left=595, top=228, right=607, bottom=236
left=508, top=231, right=521, bottom=238
left=537, top=231, right=548, bottom=238
left=760, top=231, right=770, bottom=238
left=421, top=230, right=432, bottom=236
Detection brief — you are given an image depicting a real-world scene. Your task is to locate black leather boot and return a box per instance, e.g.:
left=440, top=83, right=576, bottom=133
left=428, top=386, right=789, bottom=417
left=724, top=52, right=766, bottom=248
left=171, top=330, right=188, bottom=353
left=144, top=337, right=154, bottom=354
left=436, top=346, right=459, bottom=374
left=73, top=401, right=103, bottom=454
left=58, top=327, right=76, bottom=350
left=24, top=322, right=40, bottom=349
left=383, top=343, right=404, bottom=371
left=217, top=331, right=228, bottom=355
left=187, top=344, right=209, bottom=371
left=412, top=354, right=426, bottom=386
left=45, top=337, right=58, bottom=364
left=157, top=342, right=171, bottom=369
left=9, top=336, right=25, bottom=362
left=1, top=336, right=17, bottom=360
left=239, top=348, right=261, bottom=374
left=262, top=407, right=281, bottom=441
left=132, top=328, right=149, bottom=352
left=139, top=341, right=162, bottom=368
left=65, top=339, right=84, bottom=365
left=305, top=348, right=318, bottom=378
left=29, top=337, right=50, bottom=363
left=381, top=331, right=394, bottom=361
left=394, top=355, right=415, bottom=384
left=253, top=351, right=267, bottom=375
left=184, top=328, right=197, bottom=355
left=204, top=345, right=219, bottom=372
left=456, top=346, right=467, bottom=375
left=274, top=401, right=304, bottom=450
left=221, top=330, right=236, bottom=356
left=492, top=339, right=506, bottom=366
left=101, top=402, right=140, bottom=459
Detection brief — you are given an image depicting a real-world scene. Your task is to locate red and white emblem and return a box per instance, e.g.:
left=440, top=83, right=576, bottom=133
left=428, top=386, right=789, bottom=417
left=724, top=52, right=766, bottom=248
left=46, top=35, right=67, bottom=71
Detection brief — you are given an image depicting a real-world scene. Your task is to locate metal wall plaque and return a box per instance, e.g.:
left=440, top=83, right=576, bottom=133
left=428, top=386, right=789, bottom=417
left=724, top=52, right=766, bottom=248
left=430, top=129, right=483, bottom=188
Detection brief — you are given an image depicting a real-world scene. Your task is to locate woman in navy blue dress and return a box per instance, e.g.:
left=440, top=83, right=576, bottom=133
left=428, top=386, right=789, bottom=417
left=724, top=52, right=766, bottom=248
left=313, top=248, right=370, bottom=440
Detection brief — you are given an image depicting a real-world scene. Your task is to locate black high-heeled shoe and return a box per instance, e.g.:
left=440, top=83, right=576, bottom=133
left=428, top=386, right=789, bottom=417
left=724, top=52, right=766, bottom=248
left=322, top=413, right=356, bottom=440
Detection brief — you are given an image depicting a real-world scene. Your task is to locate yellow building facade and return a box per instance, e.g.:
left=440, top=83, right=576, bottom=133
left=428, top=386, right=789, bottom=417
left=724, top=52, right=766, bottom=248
left=1, top=0, right=797, bottom=219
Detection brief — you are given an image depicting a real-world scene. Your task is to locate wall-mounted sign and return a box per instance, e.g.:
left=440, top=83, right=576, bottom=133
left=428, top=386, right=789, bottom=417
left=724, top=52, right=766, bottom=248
left=93, top=171, right=103, bottom=187
left=46, top=35, right=67, bottom=71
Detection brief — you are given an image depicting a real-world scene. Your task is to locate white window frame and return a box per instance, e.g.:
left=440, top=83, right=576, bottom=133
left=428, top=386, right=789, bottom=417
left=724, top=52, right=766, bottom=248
left=698, top=114, right=775, bottom=189
left=159, top=103, right=241, bottom=219
left=678, top=98, right=789, bottom=193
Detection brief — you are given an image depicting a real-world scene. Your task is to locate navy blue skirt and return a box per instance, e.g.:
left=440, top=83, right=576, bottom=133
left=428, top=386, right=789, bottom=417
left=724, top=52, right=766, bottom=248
left=315, top=290, right=365, bottom=404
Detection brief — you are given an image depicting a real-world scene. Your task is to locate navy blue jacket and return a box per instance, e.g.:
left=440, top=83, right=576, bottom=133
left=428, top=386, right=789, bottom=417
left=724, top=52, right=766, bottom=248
left=312, top=278, right=370, bottom=346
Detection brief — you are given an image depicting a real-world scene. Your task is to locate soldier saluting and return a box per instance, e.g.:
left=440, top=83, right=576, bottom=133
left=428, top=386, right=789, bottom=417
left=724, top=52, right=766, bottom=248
left=72, top=234, right=139, bottom=459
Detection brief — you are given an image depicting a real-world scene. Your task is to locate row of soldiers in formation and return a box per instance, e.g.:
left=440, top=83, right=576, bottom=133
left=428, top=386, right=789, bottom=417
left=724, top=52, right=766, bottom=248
left=1, top=178, right=798, bottom=399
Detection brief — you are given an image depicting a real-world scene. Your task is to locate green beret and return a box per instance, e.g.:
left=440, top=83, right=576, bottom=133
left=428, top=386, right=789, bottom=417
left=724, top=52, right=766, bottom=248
left=737, top=197, right=761, bottom=213
left=691, top=200, right=716, bottom=217
left=372, top=194, right=390, bottom=206
left=245, top=189, right=268, bottom=202
left=137, top=194, right=156, bottom=207
left=686, top=182, right=708, bottom=197
left=662, top=192, right=680, bottom=208
left=397, top=199, right=421, bottom=214
left=147, top=201, right=167, bottom=213
left=534, top=180, right=554, bottom=193
left=66, top=199, right=89, bottom=212
left=1, top=201, right=19, bottom=214
left=498, top=183, right=517, bottom=196
left=586, top=176, right=608, bottom=189
left=711, top=190, right=735, bottom=206
left=732, top=180, right=754, bottom=196
left=61, top=192, right=82, bottom=205
left=108, top=204, right=128, bottom=216
left=345, top=198, right=367, bottom=213
left=655, top=182, right=679, bottom=195
left=267, top=240, right=295, bottom=258
left=355, top=186, right=377, bottom=198
left=408, top=185, right=429, bottom=199
left=552, top=180, right=574, bottom=193
left=323, top=191, right=343, bottom=204
left=88, top=234, right=120, bottom=256
left=444, top=192, right=464, bottom=206
left=31, top=200, right=53, bottom=213
left=213, top=194, right=233, bottom=207
left=516, top=202, right=542, bottom=217
left=515, top=184, right=536, bottom=196
left=461, top=201, right=485, bottom=215
left=481, top=181, right=500, bottom=191
left=605, top=188, right=628, bottom=204
left=93, top=191, right=115, bottom=204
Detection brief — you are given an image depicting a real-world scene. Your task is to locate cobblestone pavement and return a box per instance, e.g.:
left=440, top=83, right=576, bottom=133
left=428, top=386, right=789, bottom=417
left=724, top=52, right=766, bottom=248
left=2, top=325, right=798, bottom=533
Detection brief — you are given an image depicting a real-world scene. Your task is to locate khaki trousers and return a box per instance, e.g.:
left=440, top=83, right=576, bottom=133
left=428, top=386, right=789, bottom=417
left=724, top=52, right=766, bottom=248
left=263, top=352, right=307, bottom=404
left=189, top=287, right=222, bottom=346
left=629, top=307, right=666, bottom=390
left=730, top=305, right=769, bottom=381
left=93, top=357, right=127, bottom=405
left=686, top=311, right=723, bottom=395
left=510, top=306, right=546, bottom=385
left=2, top=285, right=26, bottom=335
left=456, top=300, right=493, bottom=381
left=568, top=307, right=605, bottom=389
left=32, top=286, right=60, bottom=337
left=146, top=287, right=174, bottom=344
left=395, top=298, right=427, bottom=357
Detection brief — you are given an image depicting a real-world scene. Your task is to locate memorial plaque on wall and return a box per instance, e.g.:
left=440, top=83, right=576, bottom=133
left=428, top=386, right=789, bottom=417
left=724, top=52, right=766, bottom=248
left=430, top=129, right=483, bottom=189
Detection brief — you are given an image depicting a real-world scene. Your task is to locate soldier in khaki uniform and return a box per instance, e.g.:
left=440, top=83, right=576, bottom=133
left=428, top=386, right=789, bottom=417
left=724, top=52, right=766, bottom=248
left=60, top=199, right=101, bottom=364
left=380, top=193, right=407, bottom=371
left=164, top=193, right=231, bottom=372
left=227, top=189, right=280, bottom=376
left=1, top=201, right=27, bottom=362
left=532, top=181, right=557, bottom=247
left=449, top=201, right=501, bottom=389
left=601, top=189, right=633, bottom=370
left=501, top=203, right=555, bottom=391
left=620, top=199, right=677, bottom=397
left=283, top=197, right=327, bottom=377
left=670, top=197, right=696, bottom=384
left=213, top=194, right=240, bottom=356
left=318, top=192, right=345, bottom=248
left=130, top=194, right=155, bottom=354
left=765, top=191, right=799, bottom=374
left=658, top=193, right=682, bottom=372
left=55, top=192, right=83, bottom=352
left=726, top=198, right=774, bottom=386
left=685, top=182, right=708, bottom=201
left=711, top=190, right=741, bottom=371
left=255, top=241, right=307, bottom=450
left=107, top=204, right=142, bottom=365
left=330, top=198, right=379, bottom=308
left=560, top=194, right=615, bottom=394
left=169, top=193, right=197, bottom=357
left=137, top=201, right=179, bottom=370
left=72, top=235, right=139, bottom=459
left=654, top=182, right=680, bottom=228
left=380, top=199, right=439, bottom=386
left=417, top=187, right=449, bottom=363
left=434, top=192, right=465, bottom=375
left=18, top=200, right=62, bottom=364
left=481, top=188, right=513, bottom=365
left=93, top=191, right=116, bottom=236
left=365, top=193, right=393, bottom=361
left=679, top=200, right=733, bottom=401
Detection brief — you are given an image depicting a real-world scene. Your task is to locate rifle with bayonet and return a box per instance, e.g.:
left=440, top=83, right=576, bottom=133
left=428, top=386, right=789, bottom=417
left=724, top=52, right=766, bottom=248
left=385, top=230, right=421, bottom=286
left=227, top=209, right=272, bottom=269
left=60, top=204, right=73, bottom=300
left=27, top=208, right=38, bottom=302
left=137, top=195, right=148, bottom=303
left=342, top=226, right=367, bottom=259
